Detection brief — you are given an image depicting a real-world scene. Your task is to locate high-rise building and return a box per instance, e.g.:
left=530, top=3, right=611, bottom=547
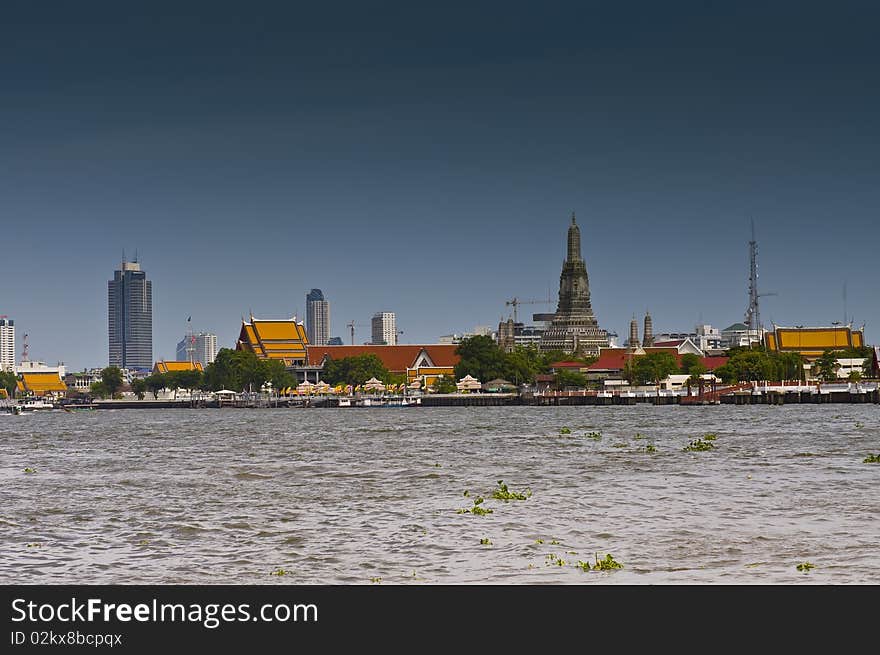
left=371, top=312, right=397, bottom=345
left=539, top=213, right=609, bottom=355
left=175, top=332, right=218, bottom=366
left=108, top=259, right=153, bottom=370
left=0, top=317, right=14, bottom=371
left=306, top=289, right=330, bottom=346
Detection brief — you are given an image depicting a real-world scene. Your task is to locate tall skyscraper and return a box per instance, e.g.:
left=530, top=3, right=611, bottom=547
left=306, top=289, right=330, bottom=346
left=108, top=259, right=153, bottom=370
left=539, top=213, right=609, bottom=355
left=0, top=316, right=14, bottom=371
left=371, top=312, right=397, bottom=345
left=176, top=332, right=218, bottom=366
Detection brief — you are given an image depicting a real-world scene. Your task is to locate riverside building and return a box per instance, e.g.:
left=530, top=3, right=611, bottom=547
left=108, top=259, right=153, bottom=370
left=539, top=213, right=609, bottom=356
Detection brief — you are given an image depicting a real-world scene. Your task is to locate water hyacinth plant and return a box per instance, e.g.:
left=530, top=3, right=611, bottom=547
left=646, top=444, right=657, bottom=453
left=457, top=496, right=494, bottom=515
left=796, top=562, right=816, bottom=572
left=479, top=538, right=492, bottom=545
left=863, top=454, right=880, bottom=463
left=492, top=480, right=531, bottom=501
left=683, top=439, right=714, bottom=452
left=702, top=433, right=718, bottom=441
left=559, top=427, right=572, bottom=435
left=585, top=431, right=602, bottom=440
left=592, top=553, right=623, bottom=570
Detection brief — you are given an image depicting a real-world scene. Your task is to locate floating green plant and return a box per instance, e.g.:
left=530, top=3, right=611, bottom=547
left=545, top=554, right=566, bottom=567
left=585, top=431, right=602, bottom=440
left=575, top=560, right=591, bottom=571
left=796, top=562, right=816, bottom=572
left=634, top=433, right=646, bottom=440
left=855, top=422, right=865, bottom=429
left=560, top=427, right=572, bottom=435
left=479, top=538, right=492, bottom=545
left=612, top=443, right=627, bottom=448
left=646, top=444, right=657, bottom=453
left=534, top=538, right=544, bottom=544
left=492, top=480, right=531, bottom=501
left=702, top=433, right=718, bottom=441
left=863, top=454, right=880, bottom=463
left=592, top=553, right=623, bottom=570
left=434, top=462, right=442, bottom=467
left=270, top=568, right=291, bottom=576
left=26, top=543, right=42, bottom=548
left=137, top=539, right=149, bottom=546
left=550, top=539, right=560, bottom=545
left=23, top=468, right=36, bottom=474
left=463, top=490, right=470, bottom=497
left=458, top=496, right=494, bottom=515
left=370, top=577, right=381, bottom=583
left=683, top=439, right=714, bottom=452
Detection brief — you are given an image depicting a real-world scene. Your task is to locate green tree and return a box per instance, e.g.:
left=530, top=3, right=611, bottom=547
left=131, top=378, right=147, bottom=400
left=90, top=381, right=110, bottom=399
left=260, top=359, right=295, bottom=390
left=726, top=350, right=775, bottom=382
left=630, top=352, right=680, bottom=385
left=555, top=369, right=587, bottom=390
left=813, top=350, right=840, bottom=382
left=144, top=373, right=167, bottom=399
left=454, top=335, right=507, bottom=382
left=433, top=375, right=458, bottom=393
left=848, top=370, right=862, bottom=382
left=0, top=371, right=18, bottom=397
left=101, top=366, right=124, bottom=397
left=322, top=354, right=390, bottom=386
left=680, top=353, right=701, bottom=374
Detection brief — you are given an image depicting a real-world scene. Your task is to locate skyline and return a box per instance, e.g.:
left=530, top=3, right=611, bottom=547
left=2, top=2, right=878, bottom=371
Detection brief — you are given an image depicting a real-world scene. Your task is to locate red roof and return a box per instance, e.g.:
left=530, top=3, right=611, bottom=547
left=549, top=361, right=585, bottom=369
left=653, top=340, right=684, bottom=347
left=306, top=345, right=460, bottom=373
left=587, top=348, right=728, bottom=372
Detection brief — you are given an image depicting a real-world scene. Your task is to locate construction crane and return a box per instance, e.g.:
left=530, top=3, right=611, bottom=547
left=505, top=296, right=554, bottom=324
left=346, top=321, right=371, bottom=345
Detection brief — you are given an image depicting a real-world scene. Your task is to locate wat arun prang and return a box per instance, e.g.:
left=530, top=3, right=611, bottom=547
left=539, top=213, right=610, bottom=356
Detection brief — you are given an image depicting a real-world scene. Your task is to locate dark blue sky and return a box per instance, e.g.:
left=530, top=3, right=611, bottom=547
left=2, top=1, right=878, bottom=371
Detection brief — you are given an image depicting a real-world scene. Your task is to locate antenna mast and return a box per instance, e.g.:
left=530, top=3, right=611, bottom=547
left=744, top=219, right=760, bottom=333
left=21, top=333, right=29, bottom=363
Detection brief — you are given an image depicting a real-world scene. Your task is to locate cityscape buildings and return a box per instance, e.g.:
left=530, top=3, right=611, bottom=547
left=539, top=213, right=610, bottom=356
left=108, top=259, right=153, bottom=370
left=306, top=289, right=330, bottom=346
left=0, top=316, right=14, bottom=371
left=175, top=332, right=218, bottom=366
left=371, top=312, right=397, bottom=346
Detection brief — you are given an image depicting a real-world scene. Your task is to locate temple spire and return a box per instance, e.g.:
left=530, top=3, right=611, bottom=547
left=566, top=212, right=582, bottom=262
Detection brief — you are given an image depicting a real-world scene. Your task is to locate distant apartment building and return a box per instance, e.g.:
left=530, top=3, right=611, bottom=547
left=306, top=289, right=330, bottom=346
left=371, top=312, right=397, bottom=345
left=175, top=332, right=218, bottom=366
left=108, top=259, right=153, bottom=370
left=0, top=317, right=14, bottom=371
left=721, top=323, right=764, bottom=349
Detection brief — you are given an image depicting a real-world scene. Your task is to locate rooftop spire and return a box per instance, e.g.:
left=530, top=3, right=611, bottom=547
left=566, top=212, right=582, bottom=262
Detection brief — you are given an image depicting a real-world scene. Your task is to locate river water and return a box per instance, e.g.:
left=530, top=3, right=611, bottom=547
left=1, top=405, right=878, bottom=584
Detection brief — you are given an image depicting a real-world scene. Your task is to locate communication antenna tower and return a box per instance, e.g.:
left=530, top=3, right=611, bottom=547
left=744, top=220, right=777, bottom=335
left=21, top=333, right=29, bottom=362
